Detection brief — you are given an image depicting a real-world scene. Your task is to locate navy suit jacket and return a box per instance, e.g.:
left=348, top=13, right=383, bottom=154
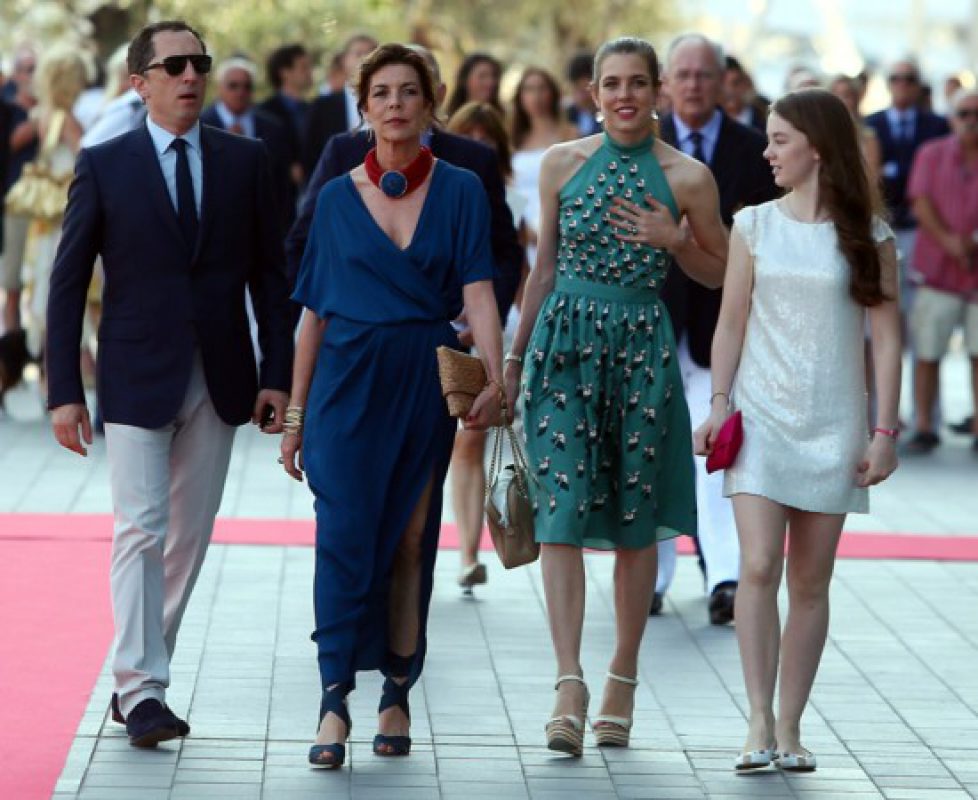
left=865, top=108, right=949, bottom=229
left=659, top=112, right=779, bottom=367
left=301, top=92, right=350, bottom=179
left=46, top=123, right=294, bottom=428
left=200, top=104, right=295, bottom=236
left=286, top=128, right=523, bottom=322
left=257, top=93, right=303, bottom=167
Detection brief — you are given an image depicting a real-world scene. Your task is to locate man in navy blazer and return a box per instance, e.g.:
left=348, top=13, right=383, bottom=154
left=866, top=61, right=950, bottom=232
left=46, top=21, right=293, bottom=748
left=200, top=56, right=295, bottom=237
left=653, top=34, right=779, bottom=626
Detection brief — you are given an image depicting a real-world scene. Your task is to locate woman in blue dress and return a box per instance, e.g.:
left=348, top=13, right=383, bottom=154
left=504, top=38, right=728, bottom=755
left=280, top=44, right=504, bottom=769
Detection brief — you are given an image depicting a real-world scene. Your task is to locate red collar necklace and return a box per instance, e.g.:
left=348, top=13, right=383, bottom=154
left=364, top=146, right=434, bottom=199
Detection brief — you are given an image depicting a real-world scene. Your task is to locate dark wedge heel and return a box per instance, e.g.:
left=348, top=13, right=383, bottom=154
left=308, top=685, right=352, bottom=769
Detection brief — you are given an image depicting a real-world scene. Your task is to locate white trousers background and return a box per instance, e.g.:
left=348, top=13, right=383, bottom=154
left=104, top=353, right=235, bottom=716
left=656, top=338, right=740, bottom=595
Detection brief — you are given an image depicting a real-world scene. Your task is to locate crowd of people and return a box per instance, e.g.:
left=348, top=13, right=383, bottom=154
left=0, top=13, right=973, bottom=778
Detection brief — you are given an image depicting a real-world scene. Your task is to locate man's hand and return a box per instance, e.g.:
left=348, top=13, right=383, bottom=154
left=51, top=403, right=93, bottom=457
left=252, top=389, right=289, bottom=434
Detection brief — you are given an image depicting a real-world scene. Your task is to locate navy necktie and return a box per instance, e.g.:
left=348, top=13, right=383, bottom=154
left=689, top=130, right=707, bottom=163
left=170, top=138, right=198, bottom=249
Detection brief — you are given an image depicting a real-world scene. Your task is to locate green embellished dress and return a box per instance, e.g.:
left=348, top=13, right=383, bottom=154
left=522, top=133, right=696, bottom=550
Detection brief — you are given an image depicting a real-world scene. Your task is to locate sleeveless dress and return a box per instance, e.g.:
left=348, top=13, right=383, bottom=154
left=292, top=161, right=494, bottom=688
left=724, top=201, right=895, bottom=514
left=522, top=133, right=697, bottom=550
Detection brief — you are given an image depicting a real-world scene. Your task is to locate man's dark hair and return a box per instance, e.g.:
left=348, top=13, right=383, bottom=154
left=567, top=52, right=594, bottom=84
left=266, top=44, right=307, bottom=90
left=725, top=55, right=745, bottom=74
left=127, top=21, right=207, bottom=76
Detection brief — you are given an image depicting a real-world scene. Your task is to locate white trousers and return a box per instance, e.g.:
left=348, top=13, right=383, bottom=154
left=104, top=353, right=235, bottom=716
left=656, top=338, right=740, bottom=595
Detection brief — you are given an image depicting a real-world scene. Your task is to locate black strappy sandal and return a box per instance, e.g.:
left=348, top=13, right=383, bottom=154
left=308, top=684, right=352, bottom=769
left=373, top=676, right=411, bottom=756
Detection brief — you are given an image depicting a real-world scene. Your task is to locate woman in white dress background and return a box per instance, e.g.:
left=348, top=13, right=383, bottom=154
left=695, top=89, right=901, bottom=772
left=509, top=67, right=578, bottom=270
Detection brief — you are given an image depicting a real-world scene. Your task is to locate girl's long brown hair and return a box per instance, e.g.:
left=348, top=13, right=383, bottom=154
left=773, top=89, right=887, bottom=306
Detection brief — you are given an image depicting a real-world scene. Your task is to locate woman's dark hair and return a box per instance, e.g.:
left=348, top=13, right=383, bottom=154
left=265, top=44, right=307, bottom=90
left=510, top=66, right=561, bottom=150
left=593, top=37, right=660, bottom=87
left=446, top=53, right=503, bottom=117
left=355, top=43, right=438, bottom=120
left=447, top=101, right=513, bottom=178
left=127, top=20, right=207, bottom=76
left=772, top=89, right=887, bottom=306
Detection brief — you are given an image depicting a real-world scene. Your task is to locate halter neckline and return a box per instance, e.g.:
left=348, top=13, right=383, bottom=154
left=602, top=131, right=655, bottom=155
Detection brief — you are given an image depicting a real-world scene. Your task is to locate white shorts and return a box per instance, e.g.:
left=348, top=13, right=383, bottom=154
left=910, top=286, right=978, bottom=361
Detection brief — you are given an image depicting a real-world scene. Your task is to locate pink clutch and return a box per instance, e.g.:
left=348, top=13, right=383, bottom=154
left=705, top=411, right=743, bottom=474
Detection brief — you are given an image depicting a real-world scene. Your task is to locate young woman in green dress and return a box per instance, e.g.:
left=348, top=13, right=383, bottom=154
left=504, top=37, right=729, bottom=755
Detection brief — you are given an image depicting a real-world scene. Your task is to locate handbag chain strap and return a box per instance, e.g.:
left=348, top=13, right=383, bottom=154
left=485, top=399, right=547, bottom=505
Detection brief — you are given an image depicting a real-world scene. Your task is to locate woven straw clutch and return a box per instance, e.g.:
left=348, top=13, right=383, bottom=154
left=436, top=345, right=487, bottom=417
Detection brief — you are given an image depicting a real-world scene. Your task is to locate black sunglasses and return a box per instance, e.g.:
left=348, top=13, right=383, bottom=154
left=957, top=109, right=978, bottom=120
left=144, top=54, right=213, bottom=77
left=888, top=73, right=918, bottom=84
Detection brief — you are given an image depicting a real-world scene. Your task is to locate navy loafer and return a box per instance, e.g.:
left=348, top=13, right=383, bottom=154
left=112, top=693, right=190, bottom=737
left=125, top=699, right=179, bottom=748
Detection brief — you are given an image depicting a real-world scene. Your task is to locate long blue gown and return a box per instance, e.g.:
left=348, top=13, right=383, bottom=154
left=293, top=160, right=495, bottom=690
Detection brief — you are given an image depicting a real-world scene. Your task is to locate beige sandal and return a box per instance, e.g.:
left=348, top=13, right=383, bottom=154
left=593, top=672, right=638, bottom=747
left=545, top=674, right=589, bottom=756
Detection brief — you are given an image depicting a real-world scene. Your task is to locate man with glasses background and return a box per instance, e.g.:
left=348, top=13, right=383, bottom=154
left=652, top=33, right=778, bottom=625
left=45, top=20, right=293, bottom=748
left=201, top=57, right=293, bottom=237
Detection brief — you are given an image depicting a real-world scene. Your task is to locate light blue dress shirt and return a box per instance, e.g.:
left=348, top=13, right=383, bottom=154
left=145, top=116, right=203, bottom=216
left=885, top=106, right=917, bottom=142
left=214, top=102, right=257, bottom=139
left=672, top=108, right=724, bottom=165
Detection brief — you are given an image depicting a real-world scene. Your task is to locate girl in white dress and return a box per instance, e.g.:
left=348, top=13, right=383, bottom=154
left=695, top=89, right=901, bottom=773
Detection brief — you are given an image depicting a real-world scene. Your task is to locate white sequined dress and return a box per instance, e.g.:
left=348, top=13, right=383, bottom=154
left=723, top=201, right=894, bottom=514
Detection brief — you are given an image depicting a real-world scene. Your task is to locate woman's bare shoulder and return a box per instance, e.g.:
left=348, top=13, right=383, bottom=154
left=541, top=135, right=602, bottom=188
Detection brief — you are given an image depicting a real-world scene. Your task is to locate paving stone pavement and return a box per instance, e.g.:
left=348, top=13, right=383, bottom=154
left=1, top=351, right=975, bottom=799
left=47, top=545, right=978, bottom=800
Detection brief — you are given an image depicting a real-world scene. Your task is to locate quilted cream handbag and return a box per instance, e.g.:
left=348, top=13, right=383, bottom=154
left=485, top=407, right=540, bottom=569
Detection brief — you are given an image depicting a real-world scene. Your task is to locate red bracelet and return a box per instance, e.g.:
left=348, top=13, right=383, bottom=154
left=873, top=427, right=899, bottom=439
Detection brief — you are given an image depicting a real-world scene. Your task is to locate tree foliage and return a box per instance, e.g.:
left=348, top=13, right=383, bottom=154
left=3, top=0, right=677, bottom=88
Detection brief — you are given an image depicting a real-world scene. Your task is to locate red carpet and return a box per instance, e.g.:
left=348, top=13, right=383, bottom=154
left=4, top=512, right=978, bottom=559
left=0, top=537, right=112, bottom=800
left=2, top=511, right=977, bottom=800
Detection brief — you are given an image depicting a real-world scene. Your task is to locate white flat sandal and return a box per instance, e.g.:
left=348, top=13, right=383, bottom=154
left=775, top=749, right=817, bottom=772
left=593, top=672, right=638, bottom=747
left=545, top=674, right=589, bottom=756
left=734, top=747, right=776, bottom=771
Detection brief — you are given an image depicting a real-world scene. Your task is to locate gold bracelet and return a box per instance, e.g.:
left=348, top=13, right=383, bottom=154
left=710, top=391, right=729, bottom=405
left=284, top=406, right=305, bottom=427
